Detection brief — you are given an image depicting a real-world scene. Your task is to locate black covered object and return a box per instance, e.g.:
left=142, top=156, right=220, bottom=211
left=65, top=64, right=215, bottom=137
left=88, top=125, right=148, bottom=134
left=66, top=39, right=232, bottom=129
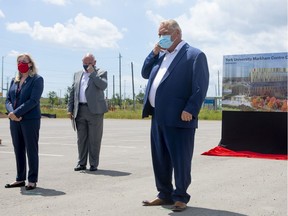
left=219, top=111, right=287, bottom=154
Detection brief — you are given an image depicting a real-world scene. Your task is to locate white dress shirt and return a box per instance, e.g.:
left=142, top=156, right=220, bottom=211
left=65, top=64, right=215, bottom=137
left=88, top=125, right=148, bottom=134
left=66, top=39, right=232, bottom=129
left=79, top=71, right=90, bottom=103
left=149, top=41, right=185, bottom=107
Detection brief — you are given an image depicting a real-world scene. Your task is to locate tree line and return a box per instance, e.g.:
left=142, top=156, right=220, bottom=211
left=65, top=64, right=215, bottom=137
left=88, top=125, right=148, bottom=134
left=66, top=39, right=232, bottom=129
left=47, top=86, right=145, bottom=110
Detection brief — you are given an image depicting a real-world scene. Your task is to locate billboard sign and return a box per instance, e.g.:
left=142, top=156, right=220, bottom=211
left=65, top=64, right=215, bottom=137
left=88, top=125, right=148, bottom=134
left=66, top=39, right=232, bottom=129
left=222, top=52, right=288, bottom=112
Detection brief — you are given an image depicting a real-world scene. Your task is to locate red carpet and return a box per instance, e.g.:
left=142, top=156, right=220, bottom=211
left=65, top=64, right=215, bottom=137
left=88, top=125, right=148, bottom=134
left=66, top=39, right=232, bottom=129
left=202, top=146, right=288, bottom=160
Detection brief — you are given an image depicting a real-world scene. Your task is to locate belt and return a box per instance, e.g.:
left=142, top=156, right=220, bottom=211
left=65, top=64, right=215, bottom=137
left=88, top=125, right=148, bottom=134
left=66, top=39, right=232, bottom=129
left=79, top=103, right=88, bottom=105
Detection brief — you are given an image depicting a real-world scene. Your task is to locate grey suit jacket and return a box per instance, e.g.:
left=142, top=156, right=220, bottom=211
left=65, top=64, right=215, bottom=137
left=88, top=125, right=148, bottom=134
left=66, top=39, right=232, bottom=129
left=68, top=69, right=108, bottom=125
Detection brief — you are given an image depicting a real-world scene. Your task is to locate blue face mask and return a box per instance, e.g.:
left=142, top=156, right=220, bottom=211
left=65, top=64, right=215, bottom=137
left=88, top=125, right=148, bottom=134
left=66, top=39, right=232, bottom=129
left=158, top=35, right=174, bottom=49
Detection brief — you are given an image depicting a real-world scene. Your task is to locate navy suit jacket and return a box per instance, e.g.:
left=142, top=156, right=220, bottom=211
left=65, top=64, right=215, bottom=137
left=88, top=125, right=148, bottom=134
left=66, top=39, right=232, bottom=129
left=141, top=42, right=209, bottom=128
left=5, top=74, right=44, bottom=120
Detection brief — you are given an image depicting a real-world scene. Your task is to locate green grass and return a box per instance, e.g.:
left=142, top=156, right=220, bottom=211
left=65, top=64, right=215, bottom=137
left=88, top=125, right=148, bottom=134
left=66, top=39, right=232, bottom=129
left=41, top=106, right=68, bottom=118
left=0, top=101, right=222, bottom=120
left=105, top=106, right=222, bottom=120
left=198, top=108, right=222, bottom=120
left=105, top=108, right=143, bottom=119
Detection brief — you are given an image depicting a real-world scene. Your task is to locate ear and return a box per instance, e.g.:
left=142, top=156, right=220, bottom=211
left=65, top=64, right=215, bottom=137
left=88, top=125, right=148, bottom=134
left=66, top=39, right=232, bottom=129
left=175, top=29, right=180, bottom=36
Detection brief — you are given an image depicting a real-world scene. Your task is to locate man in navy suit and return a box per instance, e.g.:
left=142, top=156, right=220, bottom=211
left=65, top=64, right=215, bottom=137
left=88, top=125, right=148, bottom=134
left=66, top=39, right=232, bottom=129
left=141, top=19, right=209, bottom=212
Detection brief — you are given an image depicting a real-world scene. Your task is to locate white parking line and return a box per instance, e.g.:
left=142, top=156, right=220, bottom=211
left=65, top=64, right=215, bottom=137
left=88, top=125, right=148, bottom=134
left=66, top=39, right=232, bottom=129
left=39, top=153, right=64, bottom=157
left=39, top=142, right=137, bottom=149
left=0, top=151, right=63, bottom=157
left=103, top=145, right=136, bottom=149
left=39, top=142, right=75, bottom=146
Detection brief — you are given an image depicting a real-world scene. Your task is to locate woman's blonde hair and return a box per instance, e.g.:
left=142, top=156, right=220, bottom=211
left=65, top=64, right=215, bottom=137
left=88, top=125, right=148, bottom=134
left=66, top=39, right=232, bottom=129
left=14, top=53, right=38, bottom=82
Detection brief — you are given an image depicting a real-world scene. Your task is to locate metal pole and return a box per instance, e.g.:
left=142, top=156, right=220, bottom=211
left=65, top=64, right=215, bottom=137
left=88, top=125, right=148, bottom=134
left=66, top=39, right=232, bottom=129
left=119, top=53, right=122, bottom=108
left=113, top=75, right=115, bottom=98
left=218, top=70, right=220, bottom=96
left=112, top=75, right=115, bottom=110
left=1, top=56, right=4, bottom=98
left=131, top=62, right=135, bottom=110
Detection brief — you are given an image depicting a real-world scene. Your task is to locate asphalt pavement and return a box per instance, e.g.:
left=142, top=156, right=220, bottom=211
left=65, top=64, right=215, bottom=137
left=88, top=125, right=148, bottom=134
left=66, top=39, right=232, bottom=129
left=0, top=118, right=287, bottom=216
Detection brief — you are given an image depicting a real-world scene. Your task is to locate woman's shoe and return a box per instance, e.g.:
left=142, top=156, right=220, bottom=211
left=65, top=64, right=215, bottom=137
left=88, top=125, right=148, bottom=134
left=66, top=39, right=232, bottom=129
left=5, top=181, right=25, bottom=188
left=25, top=183, right=37, bottom=190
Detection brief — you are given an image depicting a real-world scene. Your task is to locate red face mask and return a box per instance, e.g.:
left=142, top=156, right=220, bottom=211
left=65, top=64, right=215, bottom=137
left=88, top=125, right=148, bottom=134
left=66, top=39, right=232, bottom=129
left=18, top=62, right=30, bottom=73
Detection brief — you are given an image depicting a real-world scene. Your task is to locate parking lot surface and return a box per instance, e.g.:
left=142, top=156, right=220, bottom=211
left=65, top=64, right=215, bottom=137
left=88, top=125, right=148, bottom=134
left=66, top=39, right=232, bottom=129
left=0, top=118, right=287, bottom=216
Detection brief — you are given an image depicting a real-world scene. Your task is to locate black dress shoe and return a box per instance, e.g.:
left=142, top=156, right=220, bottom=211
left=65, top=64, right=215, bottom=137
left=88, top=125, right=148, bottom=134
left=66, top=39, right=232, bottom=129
left=74, top=165, right=86, bottom=171
left=5, top=181, right=25, bottom=188
left=89, top=166, right=98, bottom=171
left=25, top=183, right=37, bottom=190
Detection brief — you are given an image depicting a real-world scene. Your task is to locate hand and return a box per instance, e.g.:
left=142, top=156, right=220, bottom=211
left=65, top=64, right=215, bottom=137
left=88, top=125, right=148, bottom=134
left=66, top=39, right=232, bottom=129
left=8, top=112, right=22, bottom=121
left=14, top=117, right=22, bottom=122
left=67, top=112, right=74, bottom=120
left=181, top=111, right=193, bottom=122
left=153, top=43, right=162, bottom=56
left=86, top=64, right=95, bottom=73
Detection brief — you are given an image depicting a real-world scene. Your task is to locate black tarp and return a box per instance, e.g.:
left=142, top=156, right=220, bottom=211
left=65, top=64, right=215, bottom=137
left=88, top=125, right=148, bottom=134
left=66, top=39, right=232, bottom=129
left=219, top=111, right=287, bottom=154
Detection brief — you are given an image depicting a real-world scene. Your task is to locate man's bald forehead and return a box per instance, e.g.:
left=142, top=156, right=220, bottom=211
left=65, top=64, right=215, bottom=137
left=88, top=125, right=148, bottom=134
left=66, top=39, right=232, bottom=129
left=82, top=53, right=96, bottom=65
left=82, top=53, right=95, bottom=61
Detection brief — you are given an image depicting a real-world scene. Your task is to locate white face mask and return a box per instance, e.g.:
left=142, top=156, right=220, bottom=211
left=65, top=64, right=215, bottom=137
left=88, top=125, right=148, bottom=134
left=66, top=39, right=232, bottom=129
left=158, top=35, right=174, bottom=49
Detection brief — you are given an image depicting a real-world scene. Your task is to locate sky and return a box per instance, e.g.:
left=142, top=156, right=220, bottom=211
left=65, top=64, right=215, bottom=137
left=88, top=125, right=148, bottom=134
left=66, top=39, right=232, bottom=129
left=0, top=0, right=287, bottom=99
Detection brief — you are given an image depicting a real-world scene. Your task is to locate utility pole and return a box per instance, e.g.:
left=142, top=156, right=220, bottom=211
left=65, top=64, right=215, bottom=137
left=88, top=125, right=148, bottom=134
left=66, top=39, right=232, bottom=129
left=118, top=53, right=122, bottom=108
left=112, top=75, right=115, bottom=110
left=1, top=56, right=4, bottom=98
left=124, top=80, right=126, bottom=99
left=131, top=62, right=135, bottom=110
left=113, top=75, right=115, bottom=98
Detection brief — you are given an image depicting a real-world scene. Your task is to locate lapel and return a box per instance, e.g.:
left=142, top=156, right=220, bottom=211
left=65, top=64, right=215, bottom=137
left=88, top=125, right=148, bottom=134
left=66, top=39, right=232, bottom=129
left=159, top=43, right=188, bottom=85
left=18, top=76, right=32, bottom=94
left=12, top=81, right=18, bottom=99
left=76, top=71, right=83, bottom=92
left=87, top=75, right=92, bottom=87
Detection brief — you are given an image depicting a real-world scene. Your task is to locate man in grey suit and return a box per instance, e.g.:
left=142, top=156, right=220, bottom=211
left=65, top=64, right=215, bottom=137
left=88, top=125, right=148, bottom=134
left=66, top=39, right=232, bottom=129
left=67, top=53, right=108, bottom=171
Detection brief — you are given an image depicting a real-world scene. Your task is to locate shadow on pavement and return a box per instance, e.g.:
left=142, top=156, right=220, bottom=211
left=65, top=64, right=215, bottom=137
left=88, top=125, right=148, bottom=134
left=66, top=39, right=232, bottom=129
left=166, top=206, right=248, bottom=216
left=20, top=187, right=66, bottom=196
left=80, top=169, right=131, bottom=177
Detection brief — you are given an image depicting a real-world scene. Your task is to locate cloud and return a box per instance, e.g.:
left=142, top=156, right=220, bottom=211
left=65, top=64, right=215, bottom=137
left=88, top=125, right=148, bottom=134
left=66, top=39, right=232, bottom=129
left=7, top=50, right=21, bottom=57
left=6, top=13, right=123, bottom=50
left=0, top=9, right=5, bottom=18
left=82, top=0, right=102, bottom=6
left=42, top=0, right=102, bottom=6
left=175, top=0, right=287, bottom=68
left=155, top=0, right=184, bottom=6
left=6, top=21, right=33, bottom=33
left=145, top=0, right=288, bottom=96
left=146, top=10, right=165, bottom=25
left=42, top=0, right=70, bottom=6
